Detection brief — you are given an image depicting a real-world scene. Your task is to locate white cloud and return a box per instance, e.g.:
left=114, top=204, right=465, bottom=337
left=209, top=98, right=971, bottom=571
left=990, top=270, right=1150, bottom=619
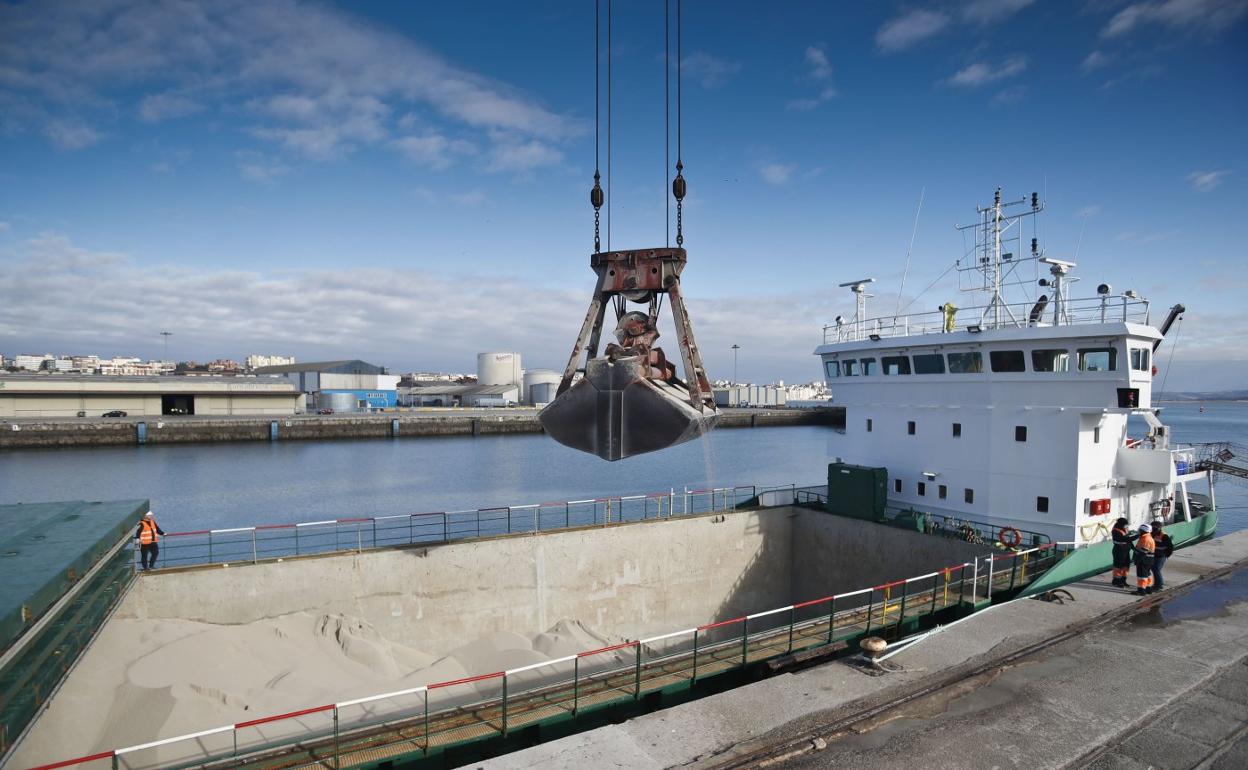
left=1102, top=0, right=1248, bottom=37
left=393, top=133, right=477, bottom=170
left=946, top=56, right=1028, bottom=87
left=1082, top=50, right=1113, bottom=72
left=44, top=119, right=101, bottom=149
left=138, top=92, right=204, bottom=122
left=876, top=9, right=951, bottom=52
left=787, top=45, right=837, bottom=111
left=236, top=152, right=289, bottom=184
left=0, top=0, right=578, bottom=163
left=1187, top=169, right=1230, bottom=192
left=681, top=52, right=742, bottom=89
left=486, top=136, right=563, bottom=173
left=961, top=0, right=1035, bottom=25
left=803, top=46, right=833, bottom=81
left=0, top=233, right=591, bottom=372
left=991, top=85, right=1027, bottom=105
left=2, top=233, right=1244, bottom=389
left=759, top=163, right=794, bottom=185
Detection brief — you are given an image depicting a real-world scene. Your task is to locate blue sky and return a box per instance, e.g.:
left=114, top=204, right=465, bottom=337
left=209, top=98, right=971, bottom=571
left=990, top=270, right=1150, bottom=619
left=1, top=0, right=1245, bottom=389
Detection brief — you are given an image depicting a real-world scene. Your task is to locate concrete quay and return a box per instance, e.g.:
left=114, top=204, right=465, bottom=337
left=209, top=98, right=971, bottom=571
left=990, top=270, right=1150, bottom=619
left=0, top=406, right=843, bottom=449
left=480, top=529, right=1248, bottom=770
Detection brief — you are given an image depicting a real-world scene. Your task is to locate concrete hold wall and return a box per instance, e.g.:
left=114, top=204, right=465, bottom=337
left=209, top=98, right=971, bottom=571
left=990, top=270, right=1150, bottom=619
left=119, top=506, right=982, bottom=657
left=120, top=510, right=789, bottom=655
left=790, top=509, right=986, bottom=604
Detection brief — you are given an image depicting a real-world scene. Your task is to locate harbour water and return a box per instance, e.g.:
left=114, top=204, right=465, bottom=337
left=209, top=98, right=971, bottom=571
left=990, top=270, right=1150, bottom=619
left=1, top=403, right=1244, bottom=534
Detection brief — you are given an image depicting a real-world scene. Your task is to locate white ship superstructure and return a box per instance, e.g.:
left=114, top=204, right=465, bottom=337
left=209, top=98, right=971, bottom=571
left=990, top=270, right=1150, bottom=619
left=815, top=189, right=1208, bottom=543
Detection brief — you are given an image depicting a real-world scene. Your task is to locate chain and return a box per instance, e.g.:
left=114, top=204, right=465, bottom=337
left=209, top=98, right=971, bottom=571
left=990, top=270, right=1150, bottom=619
left=673, top=0, right=685, bottom=248
left=591, top=0, right=602, bottom=253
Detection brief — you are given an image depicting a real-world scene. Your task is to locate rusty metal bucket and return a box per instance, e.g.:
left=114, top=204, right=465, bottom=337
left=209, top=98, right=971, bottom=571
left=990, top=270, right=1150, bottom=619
left=540, top=356, right=720, bottom=461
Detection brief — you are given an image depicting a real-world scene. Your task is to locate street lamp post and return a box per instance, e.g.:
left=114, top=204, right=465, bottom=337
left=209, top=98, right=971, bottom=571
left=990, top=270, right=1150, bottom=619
left=160, top=331, right=172, bottom=363
left=731, top=344, right=740, bottom=384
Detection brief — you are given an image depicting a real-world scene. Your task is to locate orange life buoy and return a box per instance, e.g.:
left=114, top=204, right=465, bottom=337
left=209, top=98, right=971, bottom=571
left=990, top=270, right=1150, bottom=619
left=999, top=526, right=1022, bottom=548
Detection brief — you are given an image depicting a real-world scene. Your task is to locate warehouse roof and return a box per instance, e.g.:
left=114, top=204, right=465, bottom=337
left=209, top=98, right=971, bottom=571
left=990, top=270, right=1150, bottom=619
left=254, top=360, right=386, bottom=375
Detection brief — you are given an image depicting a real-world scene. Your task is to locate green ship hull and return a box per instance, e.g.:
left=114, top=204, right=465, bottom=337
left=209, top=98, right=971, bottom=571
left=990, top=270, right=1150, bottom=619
left=1019, top=510, right=1219, bottom=598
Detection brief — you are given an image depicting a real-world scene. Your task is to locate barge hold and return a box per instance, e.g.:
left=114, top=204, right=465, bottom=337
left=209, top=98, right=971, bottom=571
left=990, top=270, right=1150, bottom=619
left=11, top=495, right=1058, bottom=769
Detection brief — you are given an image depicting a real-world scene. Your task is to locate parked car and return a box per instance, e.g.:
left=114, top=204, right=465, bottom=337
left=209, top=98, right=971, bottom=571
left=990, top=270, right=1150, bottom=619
left=102, top=410, right=128, bottom=417
left=317, top=408, right=334, bottom=415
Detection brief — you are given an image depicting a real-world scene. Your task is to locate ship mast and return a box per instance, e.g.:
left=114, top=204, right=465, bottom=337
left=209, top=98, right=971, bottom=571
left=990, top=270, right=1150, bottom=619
left=956, top=187, right=1043, bottom=329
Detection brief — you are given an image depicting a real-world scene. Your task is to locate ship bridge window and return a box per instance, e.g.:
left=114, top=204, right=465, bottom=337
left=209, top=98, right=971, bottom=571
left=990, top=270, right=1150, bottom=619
left=1078, top=348, right=1117, bottom=372
left=913, top=353, right=945, bottom=374
left=824, top=360, right=840, bottom=378
left=843, top=360, right=859, bottom=377
left=990, top=350, right=1027, bottom=372
left=860, top=357, right=877, bottom=375
left=1032, top=349, right=1071, bottom=372
left=947, top=352, right=983, bottom=373
left=882, top=355, right=911, bottom=375
left=1130, top=348, right=1150, bottom=371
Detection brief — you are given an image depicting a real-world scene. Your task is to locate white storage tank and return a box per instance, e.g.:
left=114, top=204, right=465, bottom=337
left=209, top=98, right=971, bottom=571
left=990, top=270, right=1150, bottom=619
left=523, top=369, right=561, bottom=406
left=478, top=352, right=522, bottom=389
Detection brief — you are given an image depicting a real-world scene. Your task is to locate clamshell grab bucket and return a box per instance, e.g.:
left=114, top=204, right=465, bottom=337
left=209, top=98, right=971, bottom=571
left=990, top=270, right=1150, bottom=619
left=540, top=356, right=721, bottom=461
left=542, top=247, right=719, bottom=461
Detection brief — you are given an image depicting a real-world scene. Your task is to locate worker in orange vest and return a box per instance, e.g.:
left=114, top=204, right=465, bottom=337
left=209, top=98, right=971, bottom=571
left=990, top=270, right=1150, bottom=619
left=1133, top=523, right=1156, bottom=595
left=1110, top=518, right=1134, bottom=588
left=136, top=511, right=166, bottom=571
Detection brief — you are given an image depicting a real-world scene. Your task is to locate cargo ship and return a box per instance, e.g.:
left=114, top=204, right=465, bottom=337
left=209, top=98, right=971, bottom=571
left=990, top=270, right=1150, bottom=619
left=814, top=188, right=1218, bottom=562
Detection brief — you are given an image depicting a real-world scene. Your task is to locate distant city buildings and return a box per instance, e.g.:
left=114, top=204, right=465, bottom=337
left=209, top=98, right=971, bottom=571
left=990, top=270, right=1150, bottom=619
left=3, top=352, right=295, bottom=376
left=246, top=354, right=296, bottom=370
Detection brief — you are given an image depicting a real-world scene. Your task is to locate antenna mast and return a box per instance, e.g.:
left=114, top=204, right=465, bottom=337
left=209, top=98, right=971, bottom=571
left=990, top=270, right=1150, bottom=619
left=956, top=187, right=1043, bottom=328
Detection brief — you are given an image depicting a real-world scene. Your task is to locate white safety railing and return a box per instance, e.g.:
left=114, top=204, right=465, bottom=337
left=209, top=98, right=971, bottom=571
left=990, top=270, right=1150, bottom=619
left=822, top=294, right=1151, bottom=344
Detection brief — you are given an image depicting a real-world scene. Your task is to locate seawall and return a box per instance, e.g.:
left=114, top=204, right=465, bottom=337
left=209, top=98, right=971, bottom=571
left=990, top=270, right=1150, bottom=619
left=0, top=407, right=844, bottom=450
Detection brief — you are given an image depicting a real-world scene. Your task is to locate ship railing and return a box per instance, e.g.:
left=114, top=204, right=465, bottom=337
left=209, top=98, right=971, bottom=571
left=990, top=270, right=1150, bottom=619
left=142, top=484, right=760, bottom=571
left=33, top=545, right=1062, bottom=770
left=792, top=492, right=1050, bottom=547
left=821, top=294, right=1152, bottom=344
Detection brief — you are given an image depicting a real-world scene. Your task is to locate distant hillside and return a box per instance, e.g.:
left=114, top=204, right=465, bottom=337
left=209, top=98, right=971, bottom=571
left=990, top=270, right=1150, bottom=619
left=1155, top=390, right=1248, bottom=402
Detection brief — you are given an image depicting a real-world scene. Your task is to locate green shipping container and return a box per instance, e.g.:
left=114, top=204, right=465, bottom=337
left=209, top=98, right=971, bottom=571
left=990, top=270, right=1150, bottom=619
left=826, top=462, right=888, bottom=520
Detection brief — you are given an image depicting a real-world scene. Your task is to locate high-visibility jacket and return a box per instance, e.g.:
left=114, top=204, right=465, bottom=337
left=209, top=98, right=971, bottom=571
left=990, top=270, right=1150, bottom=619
left=138, top=519, right=161, bottom=545
left=1154, top=533, right=1174, bottom=558
left=1134, top=532, right=1156, bottom=557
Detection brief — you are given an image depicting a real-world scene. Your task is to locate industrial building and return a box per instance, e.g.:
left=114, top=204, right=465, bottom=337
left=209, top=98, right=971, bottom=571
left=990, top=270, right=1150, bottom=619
left=712, top=384, right=788, bottom=408
left=398, top=383, right=520, bottom=408
left=254, top=360, right=398, bottom=412
left=0, top=375, right=304, bottom=417
left=394, top=354, right=559, bottom=408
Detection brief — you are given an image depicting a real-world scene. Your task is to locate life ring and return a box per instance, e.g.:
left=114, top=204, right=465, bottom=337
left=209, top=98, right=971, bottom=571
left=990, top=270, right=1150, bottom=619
left=999, top=526, right=1022, bottom=548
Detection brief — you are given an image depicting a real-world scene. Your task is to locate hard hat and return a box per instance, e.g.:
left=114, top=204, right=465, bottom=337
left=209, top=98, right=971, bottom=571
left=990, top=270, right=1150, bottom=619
left=1138, top=523, right=1151, bottom=533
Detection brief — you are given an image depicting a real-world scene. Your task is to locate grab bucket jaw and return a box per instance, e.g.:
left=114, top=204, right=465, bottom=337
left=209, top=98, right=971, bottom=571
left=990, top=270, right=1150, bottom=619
left=540, top=356, right=720, bottom=461
left=544, top=247, right=719, bottom=461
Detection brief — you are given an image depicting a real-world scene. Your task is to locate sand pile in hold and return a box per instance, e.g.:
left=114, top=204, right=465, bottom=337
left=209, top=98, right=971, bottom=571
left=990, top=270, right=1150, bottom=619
left=12, top=613, right=629, bottom=767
